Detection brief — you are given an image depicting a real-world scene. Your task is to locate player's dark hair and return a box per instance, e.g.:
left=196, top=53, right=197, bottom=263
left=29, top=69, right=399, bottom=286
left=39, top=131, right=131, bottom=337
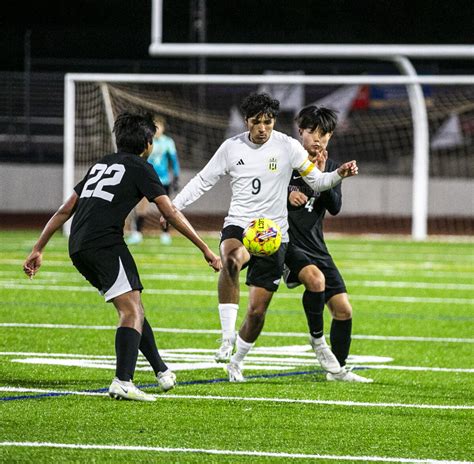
left=295, top=106, right=338, bottom=134
left=240, top=92, right=280, bottom=119
left=113, top=111, right=156, bottom=154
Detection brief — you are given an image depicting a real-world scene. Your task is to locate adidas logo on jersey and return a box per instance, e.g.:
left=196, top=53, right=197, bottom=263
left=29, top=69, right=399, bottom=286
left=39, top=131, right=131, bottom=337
left=236, top=159, right=245, bottom=165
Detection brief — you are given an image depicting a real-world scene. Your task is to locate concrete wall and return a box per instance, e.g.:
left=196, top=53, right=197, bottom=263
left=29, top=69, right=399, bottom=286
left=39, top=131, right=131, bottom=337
left=1, top=164, right=472, bottom=217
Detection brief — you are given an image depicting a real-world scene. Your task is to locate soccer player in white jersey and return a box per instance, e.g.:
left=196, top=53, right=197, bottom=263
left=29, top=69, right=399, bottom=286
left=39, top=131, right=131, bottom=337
left=172, top=93, right=358, bottom=382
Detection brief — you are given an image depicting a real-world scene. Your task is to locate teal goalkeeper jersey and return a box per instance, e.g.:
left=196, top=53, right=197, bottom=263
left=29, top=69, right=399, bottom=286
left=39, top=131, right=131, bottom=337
left=147, top=134, right=180, bottom=186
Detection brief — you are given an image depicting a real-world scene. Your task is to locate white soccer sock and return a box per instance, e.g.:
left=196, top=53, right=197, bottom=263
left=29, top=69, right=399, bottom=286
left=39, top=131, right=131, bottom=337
left=230, top=334, right=254, bottom=364
left=218, top=303, right=238, bottom=341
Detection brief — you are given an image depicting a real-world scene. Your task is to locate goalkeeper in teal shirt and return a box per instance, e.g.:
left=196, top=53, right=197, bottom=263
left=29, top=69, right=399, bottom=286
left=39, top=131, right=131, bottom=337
left=127, top=115, right=181, bottom=245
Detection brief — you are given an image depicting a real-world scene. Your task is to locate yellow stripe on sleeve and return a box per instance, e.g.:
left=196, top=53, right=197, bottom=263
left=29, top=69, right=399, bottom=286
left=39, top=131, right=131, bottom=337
left=298, top=160, right=315, bottom=177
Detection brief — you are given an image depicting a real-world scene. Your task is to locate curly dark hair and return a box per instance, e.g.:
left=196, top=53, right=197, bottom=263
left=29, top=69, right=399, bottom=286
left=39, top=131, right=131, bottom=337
left=295, top=106, right=338, bottom=134
left=240, top=92, right=280, bottom=119
left=113, top=111, right=156, bottom=154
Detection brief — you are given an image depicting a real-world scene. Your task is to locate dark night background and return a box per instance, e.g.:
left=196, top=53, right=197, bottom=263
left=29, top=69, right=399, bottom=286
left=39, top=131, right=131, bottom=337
left=0, top=0, right=472, bottom=233
left=2, top=0, right=473, bottom=74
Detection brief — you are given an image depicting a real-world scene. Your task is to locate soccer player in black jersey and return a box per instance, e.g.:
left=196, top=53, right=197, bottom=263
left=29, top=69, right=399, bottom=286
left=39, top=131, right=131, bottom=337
left=284, top=106, right=372, bottom=382
left=23, top=112, right=221, bottom=401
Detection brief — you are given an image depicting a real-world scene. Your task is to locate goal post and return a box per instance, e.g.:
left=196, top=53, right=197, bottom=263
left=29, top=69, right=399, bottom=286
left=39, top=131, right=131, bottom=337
left=63, top=73, right=474, bottom=238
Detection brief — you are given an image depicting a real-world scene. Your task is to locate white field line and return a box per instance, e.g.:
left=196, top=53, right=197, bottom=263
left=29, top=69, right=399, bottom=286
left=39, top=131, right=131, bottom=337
left=1, top=283, right=472, bottom=305
left=1, top=350, right=473, bottom=374
left=15, top=245, right=468, bottom=263
left=130, top=251, right=473, bottom=262
left=1, top=323, right=473, bottom=344
left=343, top=269, right=474, bottom=279
left=0, top=387, right=104, bottom=396
left=3, top=258, right=474, bottom=276
left=3, top=248, right=474, bottom=265
left=1, top=270, right=472, bottom=290
left=0, top=441, right=471, bottom=463
left=0, top=323, right=473, bottom=344
left=355, top=365, right=474, bottom=373
left=1, top=387, right=473, bottom=411
left=7, top=239, right=472, bottom=254
left=37, top=246, right=474, bottom=262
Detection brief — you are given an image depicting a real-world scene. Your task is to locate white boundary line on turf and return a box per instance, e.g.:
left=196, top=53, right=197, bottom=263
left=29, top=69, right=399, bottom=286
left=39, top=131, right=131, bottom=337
left=1, top=283, right=473, bottom=304
left=2, top=352, right=472, bottom=373
left=0, top=441, right=470, bottom=463
left=2, top=270, right=474, bottom=290
left=0, top=323, right=473, bottom=344
left=0, top=387, right=104, bottom=396
left=1, top=388, right=473, bottom=410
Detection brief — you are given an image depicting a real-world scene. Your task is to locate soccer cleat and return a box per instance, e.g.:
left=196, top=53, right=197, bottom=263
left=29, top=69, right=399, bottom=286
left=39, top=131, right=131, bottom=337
left=160, top=232, right=172, bottom=245
left=309, top=336, right=342, bottom=374
left=326, top=366, right=373, bottom=383
left=157, top=369, right=177, bottom=392
left=126, top=231, right=143, bottom=245
left=214, top=337, right=236, bottom=363
left=226, top=362, right=245, bottom=382
left=108, top=378, right=156, bottom=402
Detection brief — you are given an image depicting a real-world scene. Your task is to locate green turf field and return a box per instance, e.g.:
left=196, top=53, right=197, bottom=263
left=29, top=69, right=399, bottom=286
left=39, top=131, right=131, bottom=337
left=0, top=230, right=473, bottom=463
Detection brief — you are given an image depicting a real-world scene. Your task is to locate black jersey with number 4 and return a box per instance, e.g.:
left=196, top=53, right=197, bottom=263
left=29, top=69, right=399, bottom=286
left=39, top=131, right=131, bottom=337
left=287, top=158, right=342, bottom=258
left=69, top=152, right=166, bottom=255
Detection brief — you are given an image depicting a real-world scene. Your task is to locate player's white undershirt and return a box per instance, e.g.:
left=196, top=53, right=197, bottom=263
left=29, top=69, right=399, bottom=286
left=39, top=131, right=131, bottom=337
left=173, top=130, right=342, bottom=242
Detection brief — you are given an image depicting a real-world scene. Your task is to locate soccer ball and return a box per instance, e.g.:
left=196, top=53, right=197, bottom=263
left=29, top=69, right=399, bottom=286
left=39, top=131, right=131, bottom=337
left=242, top=218, right=282, bottom=257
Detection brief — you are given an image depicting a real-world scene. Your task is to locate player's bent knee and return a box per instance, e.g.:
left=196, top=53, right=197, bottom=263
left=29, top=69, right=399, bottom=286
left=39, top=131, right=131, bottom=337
left=334, top=307, right=352, bottom=319
left=299, top=266, right=325, bottom=292
left=247, top=305, right=267, bottom=323
left=222, top=253, right=244, bottom=276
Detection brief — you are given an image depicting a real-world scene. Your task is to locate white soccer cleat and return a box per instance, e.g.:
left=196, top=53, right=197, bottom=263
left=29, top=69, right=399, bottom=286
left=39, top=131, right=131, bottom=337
left=126, top=231, right=143, bottom=245
left=108, top=378, right=156, bottom=402
left=214, top=337, right=235, bottom=363
left=326, top=367, right=373, bottom=383
left=160, top=232, right=172, bottom=245
left=157, top=369, right=177, bottom=392
left=226, top=362, right=245, bottom=382
left=310, top=336, right=342, bottom=374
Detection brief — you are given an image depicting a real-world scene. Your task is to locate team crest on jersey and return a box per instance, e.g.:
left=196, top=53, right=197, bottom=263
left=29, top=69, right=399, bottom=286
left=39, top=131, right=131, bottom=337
left=268, top=156, right=278, bottom=172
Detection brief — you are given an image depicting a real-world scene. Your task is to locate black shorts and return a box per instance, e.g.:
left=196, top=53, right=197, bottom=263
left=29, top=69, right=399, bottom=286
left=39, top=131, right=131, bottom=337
left=220, top=225, right=288, bottom=292
left=285, top=243, right=346, bottom=302
left=70, top=244, right=143, bottom=302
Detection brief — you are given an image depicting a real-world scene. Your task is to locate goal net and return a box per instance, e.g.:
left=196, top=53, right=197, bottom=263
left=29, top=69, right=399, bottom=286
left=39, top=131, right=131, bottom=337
left=67, top=75, right=474, bottom=237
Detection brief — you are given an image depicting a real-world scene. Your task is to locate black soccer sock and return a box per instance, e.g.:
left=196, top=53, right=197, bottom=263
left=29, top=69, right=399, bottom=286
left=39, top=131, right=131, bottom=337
left=139, top=318, right=168, bottom=375
left=115, top=327, right=141, bottom=382
left=136, top=215, right=145, bottom=233
left=330, top=318, right=352, bottom=367
left=302, top=290, right=325, bottom=339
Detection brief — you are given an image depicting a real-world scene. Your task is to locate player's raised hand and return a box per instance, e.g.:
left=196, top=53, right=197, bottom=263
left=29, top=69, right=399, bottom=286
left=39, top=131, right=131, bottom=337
left=23, top=250, right=43, bottom=279
left=159, top=215, right=168, bottom=231
left=337, top=160, right=358, bottom=178
left=314, top=147, right=328, bottom=172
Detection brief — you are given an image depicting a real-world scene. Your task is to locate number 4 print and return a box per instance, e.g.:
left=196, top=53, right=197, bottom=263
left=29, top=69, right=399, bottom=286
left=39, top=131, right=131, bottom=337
left=304, top=197, right=315, bottom=213
left=80, top=163, right=125, bottom=202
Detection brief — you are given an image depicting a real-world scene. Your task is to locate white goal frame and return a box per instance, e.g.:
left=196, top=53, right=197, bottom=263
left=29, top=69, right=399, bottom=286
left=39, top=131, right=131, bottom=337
left=64, top=72, right=474, bottom=239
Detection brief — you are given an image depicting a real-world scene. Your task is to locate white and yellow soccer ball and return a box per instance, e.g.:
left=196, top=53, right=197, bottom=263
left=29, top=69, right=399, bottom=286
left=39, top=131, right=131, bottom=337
left=242, top=218, right=282, bottom=257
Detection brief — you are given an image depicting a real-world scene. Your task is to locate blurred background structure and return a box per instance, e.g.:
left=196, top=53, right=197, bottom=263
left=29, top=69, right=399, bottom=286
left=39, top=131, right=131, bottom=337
left=1, top=0, right=473, bottom=237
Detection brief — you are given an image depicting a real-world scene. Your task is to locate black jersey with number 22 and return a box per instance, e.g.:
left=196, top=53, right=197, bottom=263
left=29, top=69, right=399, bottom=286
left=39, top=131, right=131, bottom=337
left=69, top=152, right=166, bottom=255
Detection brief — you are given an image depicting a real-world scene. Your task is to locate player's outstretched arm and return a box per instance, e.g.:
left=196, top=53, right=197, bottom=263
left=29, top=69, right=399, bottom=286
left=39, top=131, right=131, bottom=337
left=153, top=195, right=222, bottom=272
left=23, top=192, right=79, bottom=279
